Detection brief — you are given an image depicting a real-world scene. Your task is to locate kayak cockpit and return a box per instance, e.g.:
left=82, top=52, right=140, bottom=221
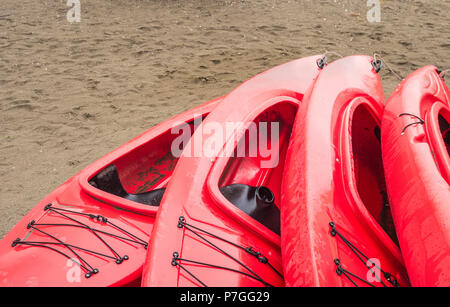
left=350, top=104, right=398, bottom=244
left=213, top=101, right=298, bottom=237
left=85, top=116, right=207, bottom=210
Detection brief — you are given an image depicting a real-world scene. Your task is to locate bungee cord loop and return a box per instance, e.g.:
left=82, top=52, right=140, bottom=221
left=329, top=222, right=400, bottom=288
left=398, top=113, right=425, bottom=135
left=11, top=204, right=147, bottom=278
left=172, top=216, right=282, bottom=287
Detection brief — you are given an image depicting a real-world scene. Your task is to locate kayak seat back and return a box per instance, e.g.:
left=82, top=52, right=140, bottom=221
left=89, top=164, right=166, bottom=206
left=214, top=101, right=297, bottom=240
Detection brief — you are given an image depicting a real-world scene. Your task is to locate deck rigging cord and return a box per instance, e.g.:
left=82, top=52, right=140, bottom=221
left=317, top=51, right=344, bottom=69
left=329, top=222, right=400, bottom=287
left=11, top=204, right=148, bottom=278
left=172, top=216, right=283, bottom=287
left=398, top=113, right=425, bottom=135
left=323, top=50, right=344, bottom=59
left=373, top=53, right=403, bottom=80
left=439, top=69, right=450, bottom=79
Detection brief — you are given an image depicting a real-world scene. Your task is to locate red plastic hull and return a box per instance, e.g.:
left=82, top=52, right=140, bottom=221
left=281, top=56, right=409, bottom=287
left=0, top=97, right=222, bottom=287
left=142, top=55, right=323, bottom=287
left=381, top=66, right=450, bottom=286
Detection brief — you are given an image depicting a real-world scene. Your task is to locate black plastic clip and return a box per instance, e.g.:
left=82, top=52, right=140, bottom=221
left=384, top=272, right=400, bottom=288
left=317, top=56, right=327, bottom=69
left=245, top=247, right=268, bottom=264
left=372, top=59, right=383, bottom=73
left=96, top=215, right=108, bottom=223
left=85, top=268, right=99, bottom=279
left=11, top=238, right=21, bottom=248
left=257, top=255, right=268, bottom=264
left=438, top=69, right=448, bottom=80
left=177, top=216, right=185, bottom=228
left=115, top=255, right=129, bottom=264
left=27, top=220, right=35, bottom=229
left=329, top=222, right=337, bottom=237
left=334, top=259, right=343, bottom=276
left=172, top=252, right=180, bottom=266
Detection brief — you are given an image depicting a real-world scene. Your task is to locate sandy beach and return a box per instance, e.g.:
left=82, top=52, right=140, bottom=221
left=1, top=0, right=449, bottom=238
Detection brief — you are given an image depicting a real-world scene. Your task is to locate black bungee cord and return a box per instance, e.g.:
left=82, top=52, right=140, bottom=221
left=11, top=204, right=148, bottom=278
left=329, top=222, right=400, bottom=287
left=172, top=216, right=282, bottom=287
left=398, top=113, right=425, bottom=135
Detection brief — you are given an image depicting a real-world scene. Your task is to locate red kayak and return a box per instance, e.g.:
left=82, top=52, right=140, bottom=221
left=0, top=97, right=222, bottom=286
left=142, top=55, right=324, bottom=287
left=281, top=56, right=409, bottom=287
left=382, top=66, right=450, bottom=286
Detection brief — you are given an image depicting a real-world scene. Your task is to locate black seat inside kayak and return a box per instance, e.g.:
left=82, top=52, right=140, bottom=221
left=219, top=184, right=280, bottom=235
left=89, top=165, right=281, bottom=233
left=89, top=164, right=165, bottom=207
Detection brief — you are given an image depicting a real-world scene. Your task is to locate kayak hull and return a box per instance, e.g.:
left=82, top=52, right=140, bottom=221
left=0, top=97, right=222, bottom=286
left=142, top=55, right=324, bottom=287
left=281, top=56, right=409, bottom=287
left=381, top=66, right=450, bottom=286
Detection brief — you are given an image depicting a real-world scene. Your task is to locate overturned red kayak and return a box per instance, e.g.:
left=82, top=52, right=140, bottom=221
left=382, top=66, right=450, bottom=286
left=142, top=55, right=324, bottom=287
left=0, top=97, right=222, bottom=286
left=281, top=56, right=409, bottom=287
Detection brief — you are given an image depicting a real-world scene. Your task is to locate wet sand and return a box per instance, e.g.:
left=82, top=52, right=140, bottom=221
left=1, top=0, right=449, bottom=238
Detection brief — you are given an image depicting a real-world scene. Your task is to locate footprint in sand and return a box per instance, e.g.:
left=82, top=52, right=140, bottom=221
left=8, top=100, right=36, bottom=111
